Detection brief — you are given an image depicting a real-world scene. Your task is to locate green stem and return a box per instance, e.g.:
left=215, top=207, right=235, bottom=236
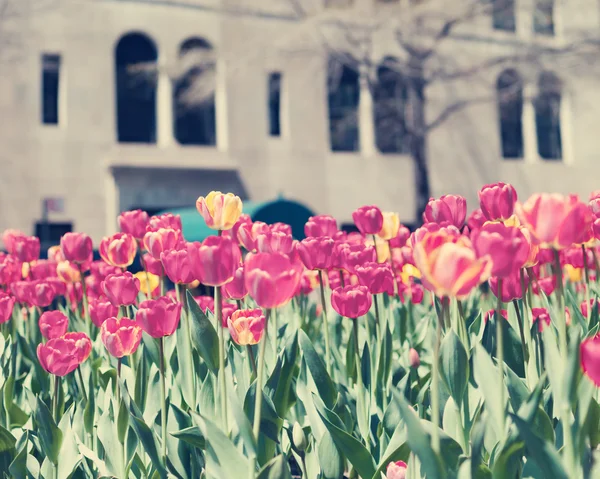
left=431, top=298, right=443, bottom=454
left=592, top=249, right=600, bottom=284
left=496, top=278, right=505, bottom=431
left=582, top=245, right=591, bottom=323
left=177, top=283, right=196, bottom=409
left=253, top=309, right=271, bottom=441
left=118, top=358, right=126, bottom=478
left=553, top=249, right=575, bottom=471
left=352, top=317, right=362, bottom=391
left=52, top=375, right=60, bottom=479
left=318, top=270, right=332, bottom=375
left=215, top=286, right=229, bottom=432
left=159, top=337, right=167, bottom=466
left=512, top=299, right=529, bottom=365
left=247, top=345, right=257, bottom=378
left=77, top=367, right=88, bottom=404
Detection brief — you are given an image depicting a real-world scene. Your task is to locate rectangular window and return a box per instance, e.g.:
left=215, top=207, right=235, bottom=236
left=268, top=72, right=282, bottom=137
left=41, top=54, right=61, bottom=125
left=534, top=0, right=555, bottom=36
left=493, top=0, right=516, bottom=32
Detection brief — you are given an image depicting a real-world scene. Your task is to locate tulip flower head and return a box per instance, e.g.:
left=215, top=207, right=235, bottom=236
left=13, top=235, right=41, bottom=263
left=237, top=221, right=270, bottom=252
left=136, top=296, right=182, bottom=338
left=0, top=293, right=16, bottom=324
left=38, top=311, right=69, bottom=340
left=244, top=252, right=303, bottom=309
left=118, top=209, right=149, bottom=240
left=471, top=223, right=529, bottom=277
left=99, top=232, right=138, bottom=268
left=222, top=264, right=247, bottom=300
left=378, top=212, right=400, bottom=241
left=256, top=229, right=295, bottom=255
left=60, top=233, right=93, bottom=265
left=196, top=191, right=243, bottom=231
left=101, top=317, right=143, bottom=358
left=188, top=236, right=241, bottom=286
left=147, top=213, right=183, bottom=233
left=89, top=295, right=119, bottom=328
left=37, top=332, right=92, bottom=376
left=143, top=228, right=184, bottom=260
left=478, top=182, right=518, bottom=222
left=305, top=215, right=338, bottom=238
left=581, top=334, right=600, bottom=387
left=227, top=308, right=266, bottom=345
left=2, top=229, right=25, bottom=254
left=354, top=262, right=395, bottom=295
left=489, top=269, right=529, bottom=302
left=516, top=193, right=594, bottom=249
left=352, top=205, right=384, bottom=235
left=423, top=195, right=467, bottom=228
left=161, top=247, right=195, bottom=284
left=413, top=231, right=492, bottom=299
left=331, top=285, right=372, bottom=318
left=297, top=236, right=335, bottom=270
left=102, top=272, right=140, bottom=306
left=386, top=461, right=408, bottom=479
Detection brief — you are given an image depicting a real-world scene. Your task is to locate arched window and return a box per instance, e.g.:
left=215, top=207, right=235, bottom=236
left=535, top=72, right=562, bottom=160
left=328, top=58, right=359, bottom=152
left=493, top=0, right=516, bottom=32
left=173, top=37, right=216, bottom=146
left=497, top=69, right=524, bottom=159
left=115, top=32, right=158, bottom=143
left=374, top=58, right=408, bottom=154
left=534, top=0, right=555, bottom=35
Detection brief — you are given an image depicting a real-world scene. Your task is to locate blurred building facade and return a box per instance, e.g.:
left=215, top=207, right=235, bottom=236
left=0, top=0, right=598, bottom=243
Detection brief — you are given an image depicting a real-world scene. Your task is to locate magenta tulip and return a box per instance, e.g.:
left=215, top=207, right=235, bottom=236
left=478, top=182, right=518, bottom=222
left=118, top=209, right=149, bottom=240
left=354, top=262, right=394, bottom=295
left=89, top=295, right=119, bottom=328
left=143, top=228, right=184, bottom=260
left=136, top=296, right=182, bottom=338
left=188, top=236, right=240, bottom=286
left=37, top=332, right=92, bottom=376
left=581, top=334, right=600, bottom=387
left=147, top=213, right=182, bottom=232
left=244, top=252, right=303, bottom=308
left=13, top=235, right=40, bottom=263
left=222, top=265, right=247, bottom=300
left=101, top=317, right=143, bottom=358
left=471, top=223, right=529, bottom=277
left=352, top=205, right=384, bottom=235
left=423, top=195, right=467, bottom=228
left=305, top=215, right=338, bottom=238
left=161, top=247, right=195, bottom=284
left=0, top=293, right=15, bottom=324
left=331, top=285, right=372, bottom=319
left=60, top=233, right=93, bottom=265
left=102, top=272, right=140, bottom=306
left=38, top=311, right=69, bottom=340
left=297, top=236, right=335, bottom=270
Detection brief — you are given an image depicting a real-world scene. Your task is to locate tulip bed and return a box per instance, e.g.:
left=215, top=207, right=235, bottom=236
left=1, top=186, right=600, bottom=479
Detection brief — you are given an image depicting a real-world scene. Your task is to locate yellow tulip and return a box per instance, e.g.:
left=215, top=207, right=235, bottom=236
left=134, top=271, right=160, bottom=296
left=196, top=191, right=243, bottom=231
left=378, top=212, right=400, bottom=241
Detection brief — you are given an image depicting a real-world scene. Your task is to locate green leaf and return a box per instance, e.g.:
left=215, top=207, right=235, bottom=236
left=170, top=426, right=206, bottom=449
left=57, top=408, right=83, bottom=478
left=266, top=332, right=299, bottom=417
left=439, top=330, right=469, bottom=406
left=134, top=346, right=148, bottom=410
left=34, top=397, right=63, bottom=466
left=505, top=366, right=529, bottom=414
left=314, top=396, right=376, bottom=479
left=509, top=414, right=568, bottom=479
left=0, top=424, right=16, bottom=475
left=192, top=412, right=251, bottom=478
left=318, top=430, right=345, bottom=479
left=372, top=423, right=410, bottom=479
left=186, top=290, right=220, bottom=375
left=176, top=309, right=196, bottom=409
left=227, top=385, right=256, bottom=457
left=298, top=330, right=337, bottom=409
left=473, top=345, right=505, bottom=439
left=391, top=391, right=444, bottom=479
left=257, top=454, right=292, bottom=479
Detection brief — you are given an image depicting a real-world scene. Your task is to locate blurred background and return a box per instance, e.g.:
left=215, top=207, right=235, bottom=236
left=0, top=0, right=599, bottom=249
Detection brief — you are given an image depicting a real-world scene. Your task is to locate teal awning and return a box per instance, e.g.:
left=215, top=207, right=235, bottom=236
left=159, top=198, right=315, bottom=242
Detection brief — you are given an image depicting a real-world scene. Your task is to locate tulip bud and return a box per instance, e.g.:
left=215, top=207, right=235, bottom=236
left=227, top=308, right=265, bottom=345
left=292, top=423, right=308, bottom=452
left=478, top=182, right=518, bottom=222
left=102, top=272, right=140, bottom=306
left=136, top=296, right=182, bottom=338
left=297, top=236, right=335, bottom=270
left=352, top=205, right=384, bottom=235
left=101, top=317, right=143, bottom=358
left=60, top=233, right=93, bottom=265
left=409, top=348, right=420, bottom=369
left=386, top=461, right=408, bottom=479
left=330, top=285, right=372, bottom=319
left=581, top=334, right=600, bottom=387
left=0, top=293, right=16, bottom=324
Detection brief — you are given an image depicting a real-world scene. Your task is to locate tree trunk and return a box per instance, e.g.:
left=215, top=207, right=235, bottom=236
left=406, top=59, right=431, bottom=224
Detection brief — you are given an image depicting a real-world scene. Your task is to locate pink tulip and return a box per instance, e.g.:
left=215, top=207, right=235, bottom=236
left=331, top=285, right=372, bottom=319
left=354, top=262, right=395, bottom=295
left=244, top=252, right=303, bottom=308
left=484, top=309, right=508, bottom=323
left=423, top=195, right=467, bottom=228
left=305, top=215, right=338, bottom=238
left=13, top=235, right=40, bottom=263
left=516, top=193, right=594, bottom=249
left=89, top=296, right=119, bottom=327
left=60, top=233, right=93, bottom=265
left=102, top=272, right=140, bottom=306
left=101, top=317, right=143, bottom=358
left=489, top=270, right=529, bottom=302
left=581, top=299, right=599, bottom=318
left=47, top=246, right=65, bottom=263
left=581, top=334, right=600, bottom=387
left=334, top=242, right=377, bottom=273
left=389, top=225, right=411, bottom=249
left=221, top=302, right=238, bottom=327
left=230, top=214, right=252, bottom=244
left=478, top=182, right=518, bottom=222
left=297, top=236, right=335, bottom=270
left=237, top=221, right=270, bottom=252
left=147, top=213, right=182, bottom=232
left=386, top=461, right=408, bottom=479
left=194, top=295, right=215, bottom=314
left=532, top=274, right=556, bottom=296
left=11, top=281, right=34, bottom=304
left=561, top=247, right=595, bottom=269
left=467, top=208, right=487, bottom=232
left=188, top=236, right=240, bottom=286
left=223, top=265, right=247, bottom=300
left=256, top=230, right=295, bottom=255
left=46, top=278, right=66, bottom=297
left=227, top=309, right=266, bottom=345
left=2, top=229, right=25, bottom=254
left=142, top=253, right=163, bottom=276
left=143, top=228, right=184, bottom=260
left=409, top=349, right=420, bottom=369
left=38, top=311, right=69, bottom=340
left=297, top=270, right=320, bottom=295
left=161, top=247, right=195, bottom=284
left=594, top=218, right=600, bottom=241
left=410, top=222, right=461, bottom=247
left=99, top=233, right=137, bottom=268
left=136, top=296, right=182, bottom=338
left=352, top=205, right=384, bottom=235
left=118, top=209, right=149, bottom=240
left=57, top=261, right=81, bottom=283
left=471, top=223, right=529, bottom=277
left=30, top=280, right=56, bottom=307
left=532, top=307, right=551, bottom=332
left=589, top=197, right=600, bottom=218
left=0, top=255, right=23, bottom=285
left=37, top=332, right=91, bottom=376
left=0, top=293, right=15, bottom=324
left=271, top=222, right=292, bottom=235
left=28, top=260, right=58, bottom=280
